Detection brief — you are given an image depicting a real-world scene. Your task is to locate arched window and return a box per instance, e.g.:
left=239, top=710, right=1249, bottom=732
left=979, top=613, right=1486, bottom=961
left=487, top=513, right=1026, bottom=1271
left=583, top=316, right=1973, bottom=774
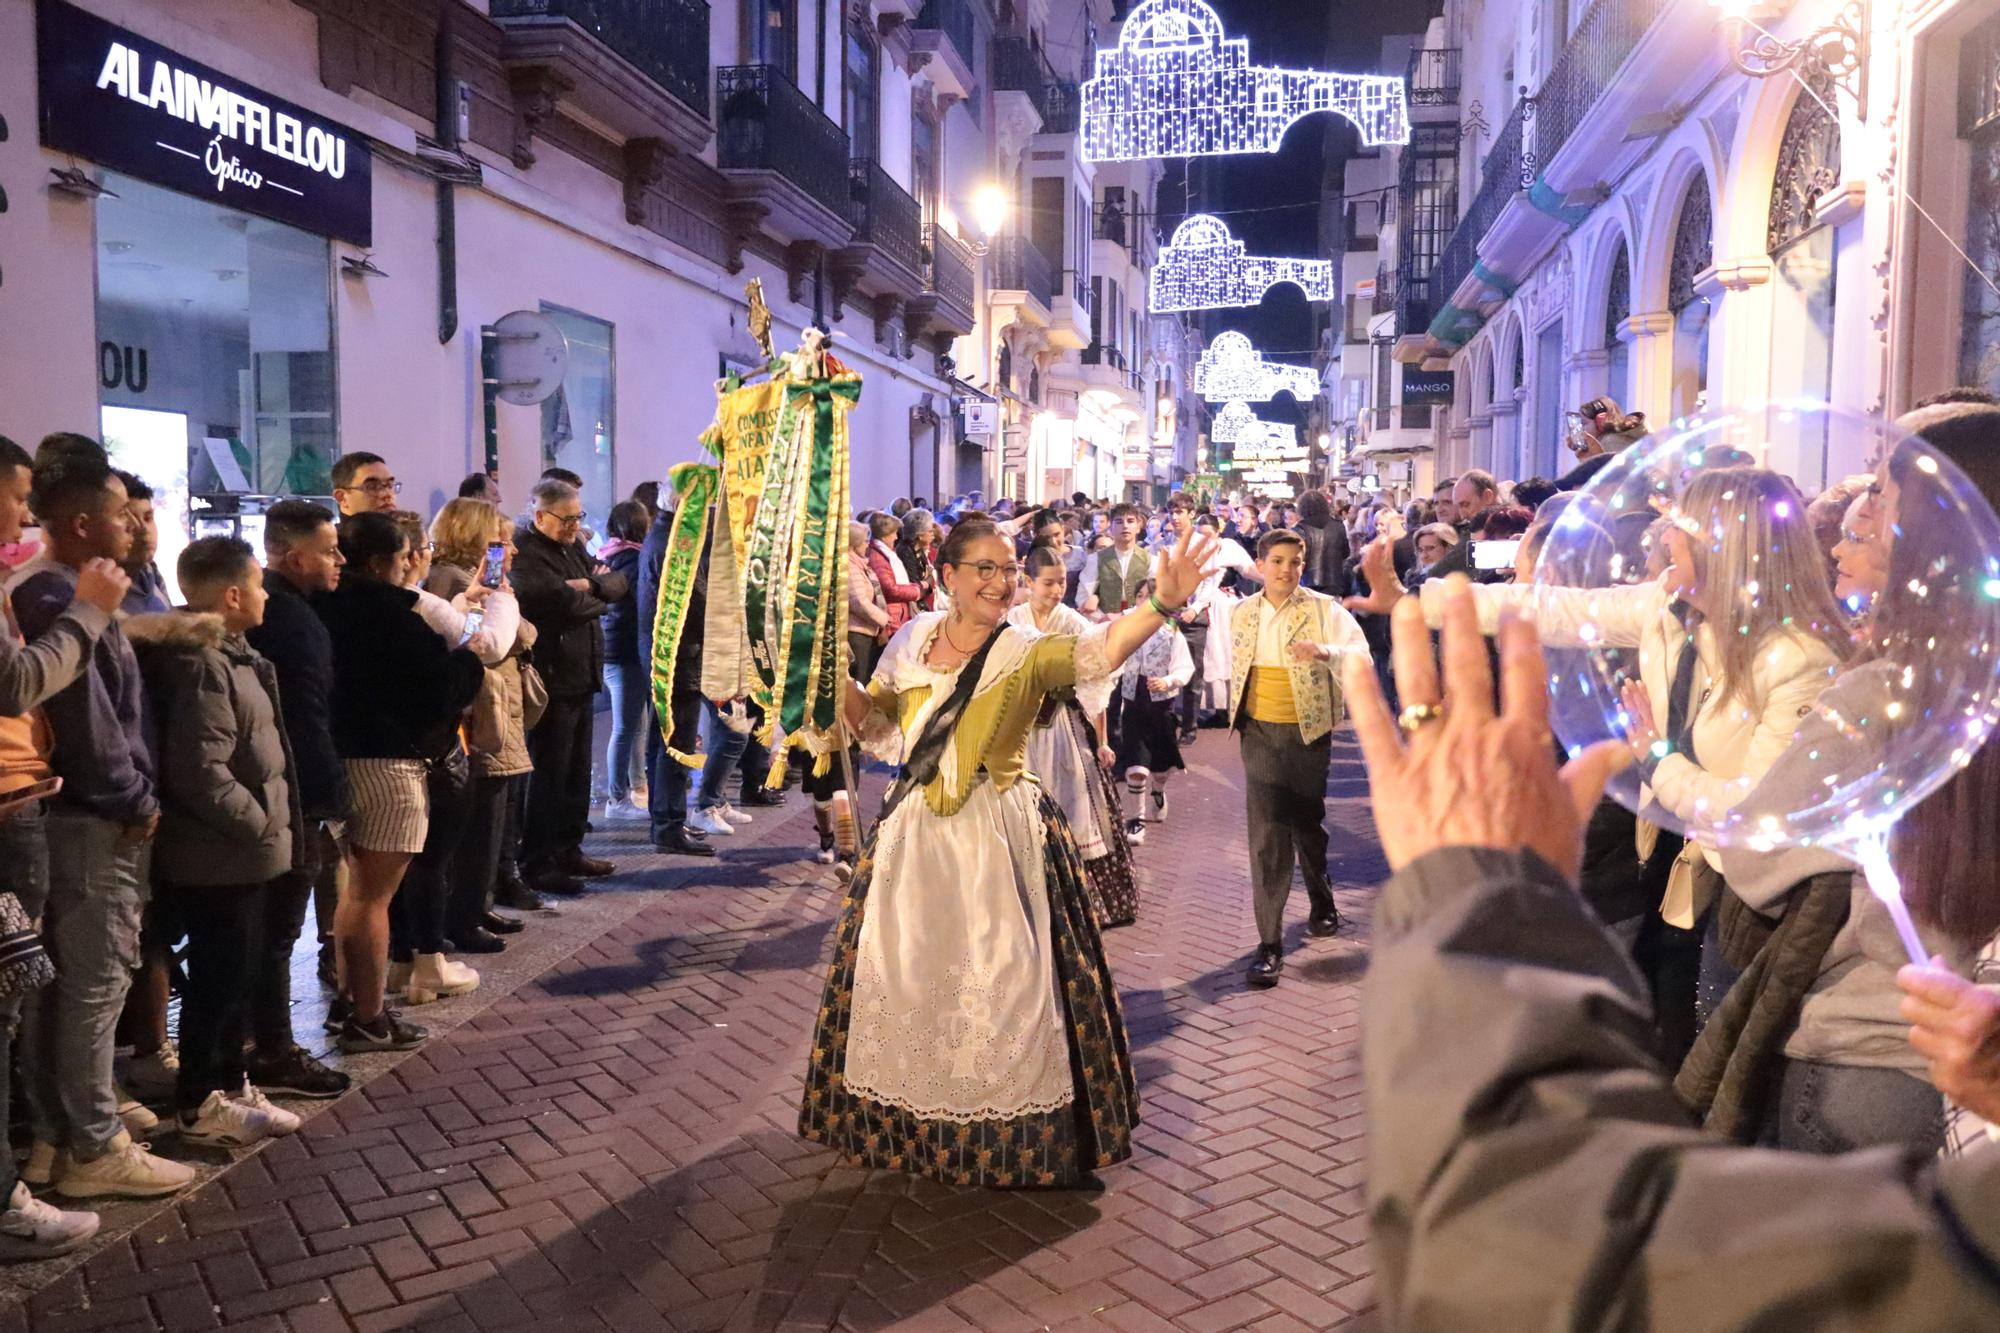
left=1668, top=171, right=1713, bottom=416
left=1604, top=240, right=1630, bottom=407
left=1765, top=79, right=1842, bottom=489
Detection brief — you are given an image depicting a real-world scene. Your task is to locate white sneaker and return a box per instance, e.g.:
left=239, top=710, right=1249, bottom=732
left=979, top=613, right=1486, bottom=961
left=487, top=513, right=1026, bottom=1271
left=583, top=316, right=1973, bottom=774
left=234, top=1082, right=302, bottom=1136
left=404, top=952, right=480, bottom=1006
left=54, top=1130, right=195, bottom=1199
left=720, top=803, right=753, bottom=826
left=689, top=807, right=735, bottom=837
left=122, top=1040, right=180, bottom=1100
left=19, top=1142, right=57, bottom=1190
left=1148, top=786, right=1169, bottom=822
left=602, top=797, right=647, bottom=821
left=1125, top=818, right=1148, bottom=846
left=115, top=1087, right=158, bottom=1136
left=0, top=1181, right=98, bottom=1257
left=177, top=1089, right=279, bottom=1148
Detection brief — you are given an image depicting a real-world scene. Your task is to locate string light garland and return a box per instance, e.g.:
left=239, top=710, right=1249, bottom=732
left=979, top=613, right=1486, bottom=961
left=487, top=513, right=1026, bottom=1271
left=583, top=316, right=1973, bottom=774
left=1193, top=331, right=1321, bottom=403
left=1152, top=215, right=1336, bottom=312
left=1082, top=0, right=1411, bottom=163
left=1210, top=400, right=1259, bottom=445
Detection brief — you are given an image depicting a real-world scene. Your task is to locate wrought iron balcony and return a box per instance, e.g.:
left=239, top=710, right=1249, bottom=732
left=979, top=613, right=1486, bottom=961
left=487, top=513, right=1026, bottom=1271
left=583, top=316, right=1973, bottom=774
left=994, top=35, right=1081, bottom=134
left=716, top=65, right=851, bottom=219
left=1406, top=48, right=1461, bottom=108
left=1396, top=273, right=1433, bottom=339
left=1081, top=344, right=1128, bottom=370
left=491, top=0, right=711, bottom=118
left=992, top=234, right=1057, bottom=308
left=1372, top=264, right=1395, bottom=315
left=915, top=0, right=979, bottom=77
left=1426, top=93, right=1532, bottom=326
left=1535, top=0, right=1672, bottom=171
left=848, top=159, right=924, bottom=277
left=924, top=223, right=976, bottom=325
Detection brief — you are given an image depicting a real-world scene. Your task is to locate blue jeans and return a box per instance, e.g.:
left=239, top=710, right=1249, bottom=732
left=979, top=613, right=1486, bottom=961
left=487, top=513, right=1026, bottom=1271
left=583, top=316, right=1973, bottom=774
left=21, top=810, right=151, bottom=1158
left=696, top=701, right=752, bottom=811
left=603, top=660, right=649, bottom=803
left=0, top=803, right=53, bottom=1198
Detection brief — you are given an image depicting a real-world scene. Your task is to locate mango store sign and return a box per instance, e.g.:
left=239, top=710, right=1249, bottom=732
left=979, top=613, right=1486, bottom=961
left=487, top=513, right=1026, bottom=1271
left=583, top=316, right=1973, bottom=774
left=37, top=0, right=372, bottom=245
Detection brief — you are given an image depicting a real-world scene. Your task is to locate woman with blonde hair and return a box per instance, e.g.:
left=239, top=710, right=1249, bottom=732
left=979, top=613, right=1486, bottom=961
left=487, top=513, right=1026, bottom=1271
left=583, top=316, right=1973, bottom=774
left=1354, top=467, right=1851, bottom=1047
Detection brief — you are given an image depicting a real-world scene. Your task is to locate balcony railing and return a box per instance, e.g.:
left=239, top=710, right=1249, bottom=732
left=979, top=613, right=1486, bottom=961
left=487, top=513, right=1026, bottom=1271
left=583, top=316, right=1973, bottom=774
left=994, top=35, right=1080, bottom=134
left=1427, top=92, right=1532, bottom=327
left=1406, top=47, right=1461, bottom=108
left=993, top=234, right=1057, bottom=307
left=716, top=65, right=852, bottom=218
left=1082, top=344, right=1127, bottom=370
left=848, top=159, right=924, bottom=275
left=492, top=0, right=712, bottom=117
left=1372, top=264, right=1395, bottom=315
left=915, top=0, right=978, bottom=76
left=1534, top=0, right=1672, bottom=171
left=925, top=223, right=975, bottom=315
left=1396, top=273, right=1433, bottom=338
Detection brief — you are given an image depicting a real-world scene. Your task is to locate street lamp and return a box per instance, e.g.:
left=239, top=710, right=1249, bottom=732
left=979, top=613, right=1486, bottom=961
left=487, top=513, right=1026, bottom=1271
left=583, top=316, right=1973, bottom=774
left=969, top=184, right=1010, bottom=256
left=1708, top=0, right=1868, bottom=118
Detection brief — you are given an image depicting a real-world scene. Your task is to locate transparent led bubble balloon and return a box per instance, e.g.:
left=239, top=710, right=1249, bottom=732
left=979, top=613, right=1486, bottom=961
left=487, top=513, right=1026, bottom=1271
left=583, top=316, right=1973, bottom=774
left=1533, top=402, right=2000, bottom=960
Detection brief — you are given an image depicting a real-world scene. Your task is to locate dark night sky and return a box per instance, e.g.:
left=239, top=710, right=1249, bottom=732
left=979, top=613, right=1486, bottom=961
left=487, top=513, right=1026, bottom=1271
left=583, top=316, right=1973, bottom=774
left=1159, top=0, right=1435, bottom=433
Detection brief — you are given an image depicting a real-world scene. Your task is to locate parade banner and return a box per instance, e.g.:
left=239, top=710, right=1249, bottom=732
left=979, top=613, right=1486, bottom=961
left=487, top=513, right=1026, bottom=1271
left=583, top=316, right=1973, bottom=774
left=701, top=377, right=789, bottom=574
left=648, top=462, right=718, bottom=768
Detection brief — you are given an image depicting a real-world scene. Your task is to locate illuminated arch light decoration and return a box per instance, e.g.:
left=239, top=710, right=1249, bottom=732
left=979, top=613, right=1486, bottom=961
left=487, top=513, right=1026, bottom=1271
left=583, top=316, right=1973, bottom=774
left=1152, top=216, right=1336, bottom=312
left=1210, top=400, right=1260, bottom=445
left=1234, top=421, right=1305, bottom=461
left=1193, top=331, right=1322, bottom=403
left=1082, top=0, right=1410, bottom=163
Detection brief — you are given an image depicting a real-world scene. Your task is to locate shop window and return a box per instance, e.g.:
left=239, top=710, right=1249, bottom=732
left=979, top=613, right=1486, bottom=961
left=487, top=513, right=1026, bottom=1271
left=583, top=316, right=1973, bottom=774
left=538, top=306, right=616, bottom=540
left=95, top=171, right=335, bottom=591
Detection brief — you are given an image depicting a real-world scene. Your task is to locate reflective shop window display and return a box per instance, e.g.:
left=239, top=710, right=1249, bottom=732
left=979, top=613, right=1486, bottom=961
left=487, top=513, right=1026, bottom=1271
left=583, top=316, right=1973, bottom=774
left=540, top=305, right=616, bottom=542
left=95, top=171, right=335, bottom=593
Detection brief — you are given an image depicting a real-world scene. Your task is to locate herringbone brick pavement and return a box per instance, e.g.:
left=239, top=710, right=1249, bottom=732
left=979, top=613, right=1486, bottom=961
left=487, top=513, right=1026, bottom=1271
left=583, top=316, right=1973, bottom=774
left=2, top=729, right=1386, bottom=1332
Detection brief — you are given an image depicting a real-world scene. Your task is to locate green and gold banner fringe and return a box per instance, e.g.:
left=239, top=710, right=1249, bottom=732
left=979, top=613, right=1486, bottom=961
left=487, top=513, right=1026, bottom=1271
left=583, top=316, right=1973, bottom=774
left=648, top=461, right=718, bottom=769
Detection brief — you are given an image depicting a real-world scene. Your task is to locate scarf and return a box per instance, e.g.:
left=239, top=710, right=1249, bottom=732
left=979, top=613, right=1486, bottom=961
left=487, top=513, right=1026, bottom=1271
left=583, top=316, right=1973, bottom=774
left=873, top=539, right=911, bottom=588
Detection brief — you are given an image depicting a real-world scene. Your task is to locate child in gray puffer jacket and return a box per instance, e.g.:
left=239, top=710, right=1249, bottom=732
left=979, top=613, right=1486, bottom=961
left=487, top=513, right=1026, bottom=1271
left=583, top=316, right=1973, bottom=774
left=127, top=538, right=302, bottom=1150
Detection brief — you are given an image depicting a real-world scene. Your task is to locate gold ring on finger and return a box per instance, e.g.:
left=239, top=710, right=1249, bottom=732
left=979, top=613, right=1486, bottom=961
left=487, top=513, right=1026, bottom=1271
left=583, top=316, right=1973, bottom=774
left=1398, top=703, right=1446, bottom=734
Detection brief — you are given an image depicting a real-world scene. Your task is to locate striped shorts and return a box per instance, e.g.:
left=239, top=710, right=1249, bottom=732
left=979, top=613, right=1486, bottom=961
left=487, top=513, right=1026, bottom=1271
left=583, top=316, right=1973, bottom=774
left=344, top=758, right=430, bottom=854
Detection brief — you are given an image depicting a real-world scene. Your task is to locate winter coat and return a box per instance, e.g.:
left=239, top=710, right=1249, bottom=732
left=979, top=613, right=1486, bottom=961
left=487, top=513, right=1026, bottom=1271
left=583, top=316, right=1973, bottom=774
left=1299, top=521, right=1351, bottom=597
left=1366, top=845, right=2000, bottom=1330
left=468, top=619, right=538, bottom=779
left=318, top=577, right=485, bottom=762
left=848, top=556, right=890, bottom=640
left=867, top=541, right=922, bottom=634
left=511, top=527, right=628, bottom=697
left=246, top=570, right=348, bottom=820
left=598, top=543, right=644, bottom=668
left=128, top=611, right=301, bottom=886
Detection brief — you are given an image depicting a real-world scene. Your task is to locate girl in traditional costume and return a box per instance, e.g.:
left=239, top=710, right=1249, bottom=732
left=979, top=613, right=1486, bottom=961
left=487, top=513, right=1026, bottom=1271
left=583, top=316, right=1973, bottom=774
left=1109, top=578, right=1195, bottom=846
left=1007, top=547, right=1139, bottom=927
left=800, top=520, right=1214, bottom=1187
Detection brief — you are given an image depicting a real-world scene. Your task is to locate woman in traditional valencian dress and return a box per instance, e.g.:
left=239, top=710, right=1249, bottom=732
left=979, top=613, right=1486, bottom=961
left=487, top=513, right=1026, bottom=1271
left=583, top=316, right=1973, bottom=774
left=801, top=519, right=1215, bottom=1186
left=1006, top=546, right=1140, bottom=927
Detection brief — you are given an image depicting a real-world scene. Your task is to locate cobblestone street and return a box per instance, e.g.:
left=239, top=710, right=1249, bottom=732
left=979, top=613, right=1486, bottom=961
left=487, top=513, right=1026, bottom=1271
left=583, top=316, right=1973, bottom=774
left=6, top=729, right=1387, bottom=1332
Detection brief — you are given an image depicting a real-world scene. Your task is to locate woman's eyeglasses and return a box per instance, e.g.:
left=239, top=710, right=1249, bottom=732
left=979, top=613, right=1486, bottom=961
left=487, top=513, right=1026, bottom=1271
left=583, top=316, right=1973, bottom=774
left=952, top=560, right=1021, bottom=583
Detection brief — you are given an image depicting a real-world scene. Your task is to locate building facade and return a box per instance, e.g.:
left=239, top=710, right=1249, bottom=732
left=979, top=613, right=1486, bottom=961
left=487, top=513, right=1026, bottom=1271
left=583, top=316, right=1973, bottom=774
left=1376, top=0, right=2000, bottom=494
left=1, top=0, right=1199, bottom=577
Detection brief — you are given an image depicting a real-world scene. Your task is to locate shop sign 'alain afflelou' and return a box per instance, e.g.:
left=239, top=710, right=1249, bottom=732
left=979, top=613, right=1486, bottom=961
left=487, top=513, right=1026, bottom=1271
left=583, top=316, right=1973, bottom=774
left=35, top=0, right=372, bottom=246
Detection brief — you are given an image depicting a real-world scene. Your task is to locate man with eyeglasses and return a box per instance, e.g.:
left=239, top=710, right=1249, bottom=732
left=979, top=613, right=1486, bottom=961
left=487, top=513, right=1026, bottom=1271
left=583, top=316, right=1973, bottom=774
left=510, top=478, right=630, bottom=897
left=330, top=453, right=400, bottom=517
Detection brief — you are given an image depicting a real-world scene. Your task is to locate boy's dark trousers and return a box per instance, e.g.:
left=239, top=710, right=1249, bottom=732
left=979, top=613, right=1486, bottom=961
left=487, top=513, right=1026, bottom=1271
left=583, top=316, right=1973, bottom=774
left=169, top=881, right=268, bottom=1114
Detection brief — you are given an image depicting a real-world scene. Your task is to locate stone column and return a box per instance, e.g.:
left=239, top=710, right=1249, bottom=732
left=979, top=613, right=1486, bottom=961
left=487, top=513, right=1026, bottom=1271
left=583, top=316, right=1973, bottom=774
left=1466, top=413, right=1493, bottom=478
left=1487, top=394, right=1522, bottom=479
left=1618, top=312, right=1676, bottom=425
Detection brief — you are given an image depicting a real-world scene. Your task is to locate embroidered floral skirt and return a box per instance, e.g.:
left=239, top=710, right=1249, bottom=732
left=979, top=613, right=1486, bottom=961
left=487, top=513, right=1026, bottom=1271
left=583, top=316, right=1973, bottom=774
left=799, top=784, right=1138, bottom=1187
left=1082, top=760, right=1140, bottom=929
left=1028, top=705, right=1140, bottom=929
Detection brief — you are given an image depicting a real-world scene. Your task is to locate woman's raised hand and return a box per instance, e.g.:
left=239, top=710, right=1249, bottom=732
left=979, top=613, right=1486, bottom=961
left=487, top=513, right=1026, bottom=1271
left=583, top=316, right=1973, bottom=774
left=1344, top=534, right=1404, bottom=615
left=1154, top=523, right=1219, bottom=608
